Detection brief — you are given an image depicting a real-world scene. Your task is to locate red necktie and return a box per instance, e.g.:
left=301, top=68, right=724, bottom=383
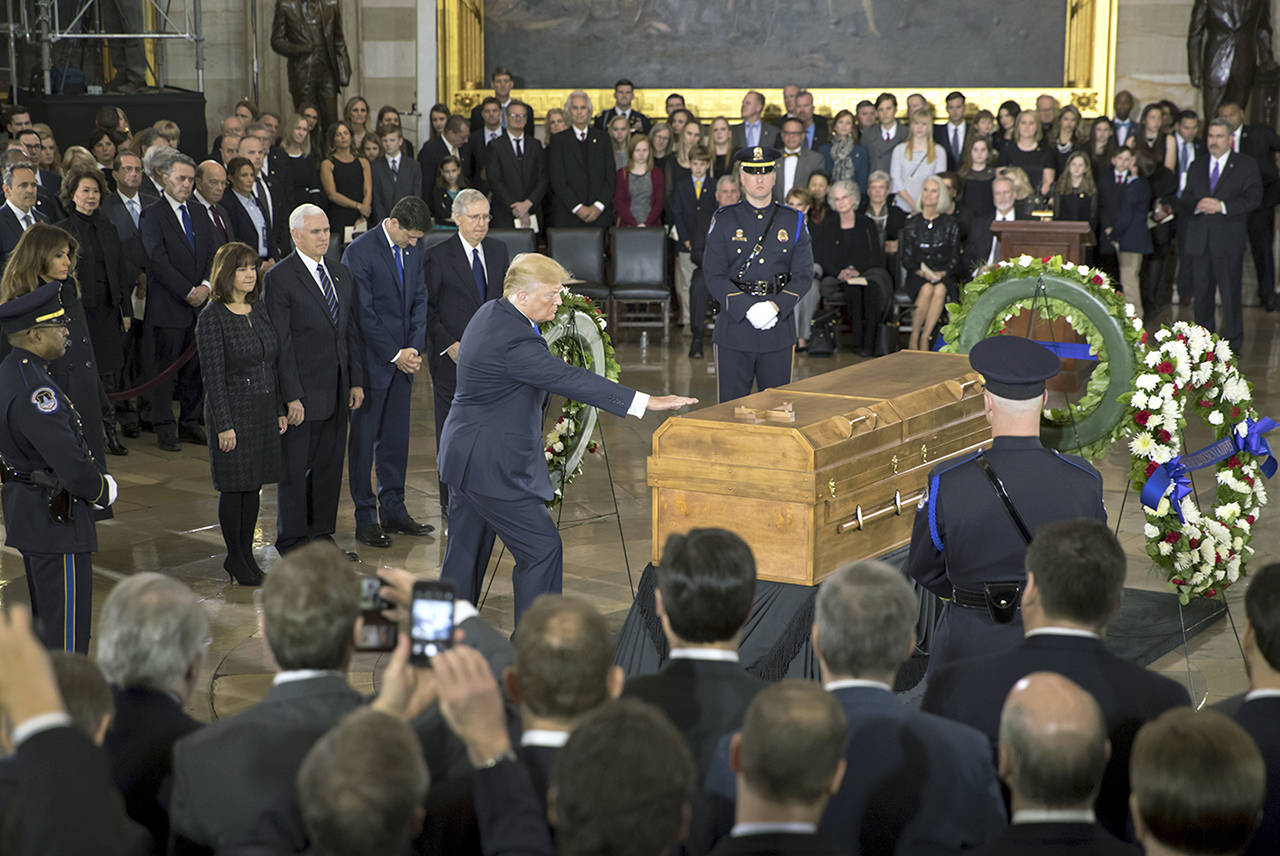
left=208, top=205, right=227, bottom=241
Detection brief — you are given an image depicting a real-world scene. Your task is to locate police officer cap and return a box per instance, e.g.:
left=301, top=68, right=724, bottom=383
left=969, top=335, right=1060, bottom=400
left=736, top=146, right=781, bottom=174
left=0, top=280, right=67, bottom=335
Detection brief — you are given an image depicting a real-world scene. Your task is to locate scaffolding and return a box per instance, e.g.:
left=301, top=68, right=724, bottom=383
left=1, top=0, right=203, bottom=98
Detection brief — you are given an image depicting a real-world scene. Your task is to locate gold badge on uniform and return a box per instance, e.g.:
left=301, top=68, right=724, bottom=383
left=732, top=228, right=747, bottom=241
left=753, top=146, right=763, bottom=160
left=777, top=228, right=789, bottom=243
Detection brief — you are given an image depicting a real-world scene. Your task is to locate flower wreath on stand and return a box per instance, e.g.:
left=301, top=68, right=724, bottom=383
left=940, top=254, right=1144, bottom=460
left=1126, top=321, right=1277, bottom=603
left=539, top=289, right=621, bottom=506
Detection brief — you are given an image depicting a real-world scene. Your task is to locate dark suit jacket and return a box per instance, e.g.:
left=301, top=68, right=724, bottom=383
left=972, top=822, right=1140, bottom=856
left=169, top=675, right=364, bottom=852
left=370, top=155, right=423, bottom=225
left=933, top=122, right=972, bottom=171
left=424, top=234, right=511, bottom=394
left=517, top=742, right=560, bottom=812
left=1233, top=695, right=1280, bottom=856
left=103, top=686, right=202, bottom=851
left=100, top=193, right=149, bottom=283
left=437, top=298, right=637, bottom=503
left=341, top=223, right=427, bottom=390
left=263, top=251, right=366, bottom=422
left=671, top=174, right=718, bottom=255
left=921, top=632, right=1191, bottom=840
left=596, top=107, right=652, bottom=134
left=256, top=170, right=291, bottom=255
left=547, top=126, right=617, bottom=226
left=1178, top=151, right=1263, bottom=257
left=1239, top=122, right=1280, bottom=204
left=13, top=725, right=153, bottom=856
left=34, top=184, right=63, bottom=223
left=417, top=135, right=461, bottom=192
left=772, top=149, right=825, bottom=202
left=731, top=121, right=781, bottom=151
left=773, top=115, right=830, bottom=149
left=138, top=196, right=221, bottom=329
left=963, top=210, right=1032, bottom=269
left=709, top=832, right=843, bottom=856
left=0, top=204, right=49, bottom=270
left=487, top=133, right=548, bottom=229
left=220, top=191, right=277, bottom=260
left=56, top=211, right=132, bottom=316
left=1097, top=173, right=1153, bottom=253
left=622, top=657, right=767, bottom=780
left=472, top=759, right=556, bottom=856
left=466, top=127, right=504, bottom=194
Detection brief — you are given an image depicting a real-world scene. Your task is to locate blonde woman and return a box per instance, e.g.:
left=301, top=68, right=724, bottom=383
left=899, top=175, right=960, bottom=350
left=889, top=109, right=945, bottom=213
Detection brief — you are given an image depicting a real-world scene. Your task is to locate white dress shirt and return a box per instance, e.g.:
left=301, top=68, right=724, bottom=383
left=989, top=207, right=1016, bottom=264
left=1244, top=688, right=1280, bottom=701
left=297, top=249, right=336, bottom=300
left=1024, top=626, right=1101, bottom=640
left=273, top=669, right=344, bottom=686
left=781, top=148, right=801, bottom=195
left=731, top=822, right=817, bottom=837
left=5, top=199, right=34, bottom=229
left=233, top=188, right=269, bottom=256
left=669, top=648, right=740, bottom=663
left=824, top=678, right=891, bottom=692
left=1012, top=809, right=1097, bottom=825
left=521, top=729, right=570, bottom=748
left=386, top=152, right=401, bottom=175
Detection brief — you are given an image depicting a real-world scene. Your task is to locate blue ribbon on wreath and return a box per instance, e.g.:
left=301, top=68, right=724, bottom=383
left=1141, top=417, right=1279, bottom=521
left=933, top=336, right=1097, bottom=360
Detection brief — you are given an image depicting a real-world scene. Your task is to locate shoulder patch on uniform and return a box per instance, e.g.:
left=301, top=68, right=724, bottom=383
left=30, top=386, right=58, bottom=413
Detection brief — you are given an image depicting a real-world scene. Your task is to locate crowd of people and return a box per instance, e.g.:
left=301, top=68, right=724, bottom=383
left=0, top=525, right=1277, bottom=856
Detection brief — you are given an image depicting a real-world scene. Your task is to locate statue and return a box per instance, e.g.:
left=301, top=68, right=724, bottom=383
left=1188, top=0, right=1277, bottom=121
left=270, top=0, right=352, bottom=130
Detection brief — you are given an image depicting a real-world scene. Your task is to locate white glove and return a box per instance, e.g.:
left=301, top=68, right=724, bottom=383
left=96, top=473, right=118, bottom=509
left=745, top=301, right=779, bottom=330
left=760, top=315, right=778, bottom=330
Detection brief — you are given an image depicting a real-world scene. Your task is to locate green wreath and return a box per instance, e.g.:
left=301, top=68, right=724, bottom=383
left=940, top=254, right=1144, bottom=460
left=539, top=289, right=621, bottom=506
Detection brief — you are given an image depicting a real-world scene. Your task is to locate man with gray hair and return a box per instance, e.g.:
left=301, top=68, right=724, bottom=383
left=547, top=89, right=616, bottom=227
left=141, top=145, right=179, bottom=197
left=0, top=159, right=45, bottom=268
left=810, top=559, right=1004, bottom=854
left=424, top=188, right=510, bottom=514
left=139, top=148, right=222, bottom=451
left=980, top=672, right=1137, bottom=855
left=906, top=335, right=1105, bottom=670
left=97, top=573, right=206, bottom=848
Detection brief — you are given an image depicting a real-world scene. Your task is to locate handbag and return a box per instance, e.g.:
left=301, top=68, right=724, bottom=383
left=808, top=307, right=841, bottom=357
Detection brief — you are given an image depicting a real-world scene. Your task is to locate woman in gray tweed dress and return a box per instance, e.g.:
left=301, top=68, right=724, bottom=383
left=195, top=242, right=287, bottom=585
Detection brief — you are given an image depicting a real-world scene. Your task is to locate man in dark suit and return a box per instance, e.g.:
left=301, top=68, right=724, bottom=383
left=237, top=132, right=290, bottom=260
left=731, top=90, right=780, bottom=150
left=487, top=100, right=546, bottom=230
left=424, top=190, right=511, bottom=514
left=623, top=528, right=768, bottom=779
left=100, top=152, right=152, bottom=437
left=1111, top=90, right=1137, bottom=147
left=547, top=90, right=616, bottom=228
left=710, top=682, right=846, bottom=856
left=138, top=152, right=221, bottom=451
left=0, top=160, right=48, bottom=269
left=773, top=118, right=825, bottom=202
left=963, top=175, right=1029, bottom=270
left=922, top=518, right=1190, bottom=840
left=97, top=573, right=205, bottom=849
left=979, top=672, right=1140, bottom=855
left=687, top=175, right=739, bottom=358
left=774, top=90, right=829, bottom=150
left=506, top=595, right=622, bottom=808
left=14, top=129, right=61, bottom=199
left=1178, top=116, right=1262, bottom=353
left=191, top=159, right=236, bottom=245
left=168, top=544, right=365, bottom=851
left=1219, top=102, right=1280, bottom=309
left=671, top=149, right=719, bottom=350
left=436, top=252, right=694, bottom=621
left=863, top=93, right=908, bottom=177
left=1097, top=147, right=1153, bottom=311
left=1223, top=561, right=1280, bottom=856
left=343, top=196, right=433, bottom=549
left=596, top=78, right=651, bottom=134
left=418, top=113, right=469, bottom=194
left=934, top=91, right=970, bottom=172
left=468, top=66, right=514, bottom=132
left=466, top=97, right=507, bottom=195
left=370, top=125, right=422, bottom=226
left=265, top=204, right=366, bottom=556
left=810, top=559, right=1005, bottom=854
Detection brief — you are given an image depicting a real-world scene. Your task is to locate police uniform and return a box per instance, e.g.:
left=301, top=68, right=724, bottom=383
left=906, top=336, right=1106, bottom=672
left=703, top=146, right=813, bottom=403
left=0, top=281, right=117, bottom=652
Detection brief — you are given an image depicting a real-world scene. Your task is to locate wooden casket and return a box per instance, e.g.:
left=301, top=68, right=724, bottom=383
left=647, top=352, right=992, bottom=586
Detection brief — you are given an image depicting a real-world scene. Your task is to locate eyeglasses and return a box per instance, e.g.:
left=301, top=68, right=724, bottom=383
left=460, top=213, right=492, bottom=222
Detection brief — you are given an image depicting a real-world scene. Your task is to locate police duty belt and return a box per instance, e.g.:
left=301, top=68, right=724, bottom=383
left=949, top=453, right=1032, bottom=625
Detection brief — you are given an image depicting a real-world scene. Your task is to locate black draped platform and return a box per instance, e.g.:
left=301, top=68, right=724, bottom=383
left=26, top=88, right=208, bottom=162
left=613, top=548, right=1228, bottom=693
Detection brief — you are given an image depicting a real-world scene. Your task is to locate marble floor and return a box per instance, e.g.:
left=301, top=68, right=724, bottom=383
left=1, top=299, right=1277, bottom=722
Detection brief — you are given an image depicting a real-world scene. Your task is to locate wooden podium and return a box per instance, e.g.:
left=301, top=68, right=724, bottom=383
left=990, top=220, right=1094, bottom=264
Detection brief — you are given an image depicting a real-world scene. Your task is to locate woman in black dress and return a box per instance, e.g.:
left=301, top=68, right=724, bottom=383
left=959, top=135, right=998, bottom=221
left=195, top=242, right=286, bottom=586
left=319, top=121, right=372, bottom=259
left=860, top=170, right=908, bottom=282
left=0, top=224, right=111, bottom=475
left=1088, top=117, right=1119, bottom=187
left=429, top=156, right=467, bottom=228
left=994, top=100, right=1021, bottom=158
left=899, top=175, right=961, bottom=351
left=1004, top=110, right=1056, bottom=200
left=281, top=112, right=322, bottom=212
left=814, top=180, right=892, bottom=356
left=1052, top=151, right=1098, bottom=226
left=56, top=169, right=132, bottom=455
left=1129, top=103, right=1178, bottom=172
left=1047, top=105, right=1087, bottom=174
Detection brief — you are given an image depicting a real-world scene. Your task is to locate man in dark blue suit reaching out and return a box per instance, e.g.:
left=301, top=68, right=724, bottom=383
left=343, top=195, right=434, bottom=548
left=437, top=252, right=697, bottom=622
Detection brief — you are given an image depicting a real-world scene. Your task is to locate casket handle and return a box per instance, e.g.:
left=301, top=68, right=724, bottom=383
left=838, top=489, right=926, bottom=532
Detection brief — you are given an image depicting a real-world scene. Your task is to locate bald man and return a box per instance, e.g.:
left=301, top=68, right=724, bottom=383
left=979, top=672, right=1138, bottom=855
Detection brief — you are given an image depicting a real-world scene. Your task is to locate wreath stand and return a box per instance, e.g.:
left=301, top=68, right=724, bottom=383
left=477, top=306, right=636, bottom=612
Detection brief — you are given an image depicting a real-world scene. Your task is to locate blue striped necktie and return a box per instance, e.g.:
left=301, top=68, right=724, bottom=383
left=179, top=203, right=195, bottom=249
left=317, top=263, right=338, bottom=324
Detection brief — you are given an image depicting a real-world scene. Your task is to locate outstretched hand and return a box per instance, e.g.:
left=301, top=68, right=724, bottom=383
left=646, top=394, right=699, bottom=411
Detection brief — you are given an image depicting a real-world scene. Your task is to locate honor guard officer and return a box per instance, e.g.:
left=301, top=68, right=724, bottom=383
left=906, top=335, right=1105, bottom=672
left=0, top=280, right=117, bottom=652
left=703, top=146, right=813, bottom=402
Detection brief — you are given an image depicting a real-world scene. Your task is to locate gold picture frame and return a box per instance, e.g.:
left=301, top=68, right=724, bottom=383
left=438, top=0, right=1117, bottom=122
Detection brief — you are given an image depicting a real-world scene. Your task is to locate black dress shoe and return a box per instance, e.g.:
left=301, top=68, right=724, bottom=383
left=383, top=516, right=435, bottom=536
left=120, top=422, right=141, bottom=438
left=345, top=550, right=361, bottom=562
left=105, top=423, right=129, bottom=456
left=179, top=425, right=207, bottom=445
left=356, top=524, right=393, bottom=548
left=689, top=339, right=704, bottom=359
left=157, top=435, right=182, bottom=452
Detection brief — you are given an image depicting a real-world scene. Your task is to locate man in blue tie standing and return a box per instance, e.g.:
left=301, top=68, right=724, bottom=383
left=343, top=196, right=434, bottom=548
